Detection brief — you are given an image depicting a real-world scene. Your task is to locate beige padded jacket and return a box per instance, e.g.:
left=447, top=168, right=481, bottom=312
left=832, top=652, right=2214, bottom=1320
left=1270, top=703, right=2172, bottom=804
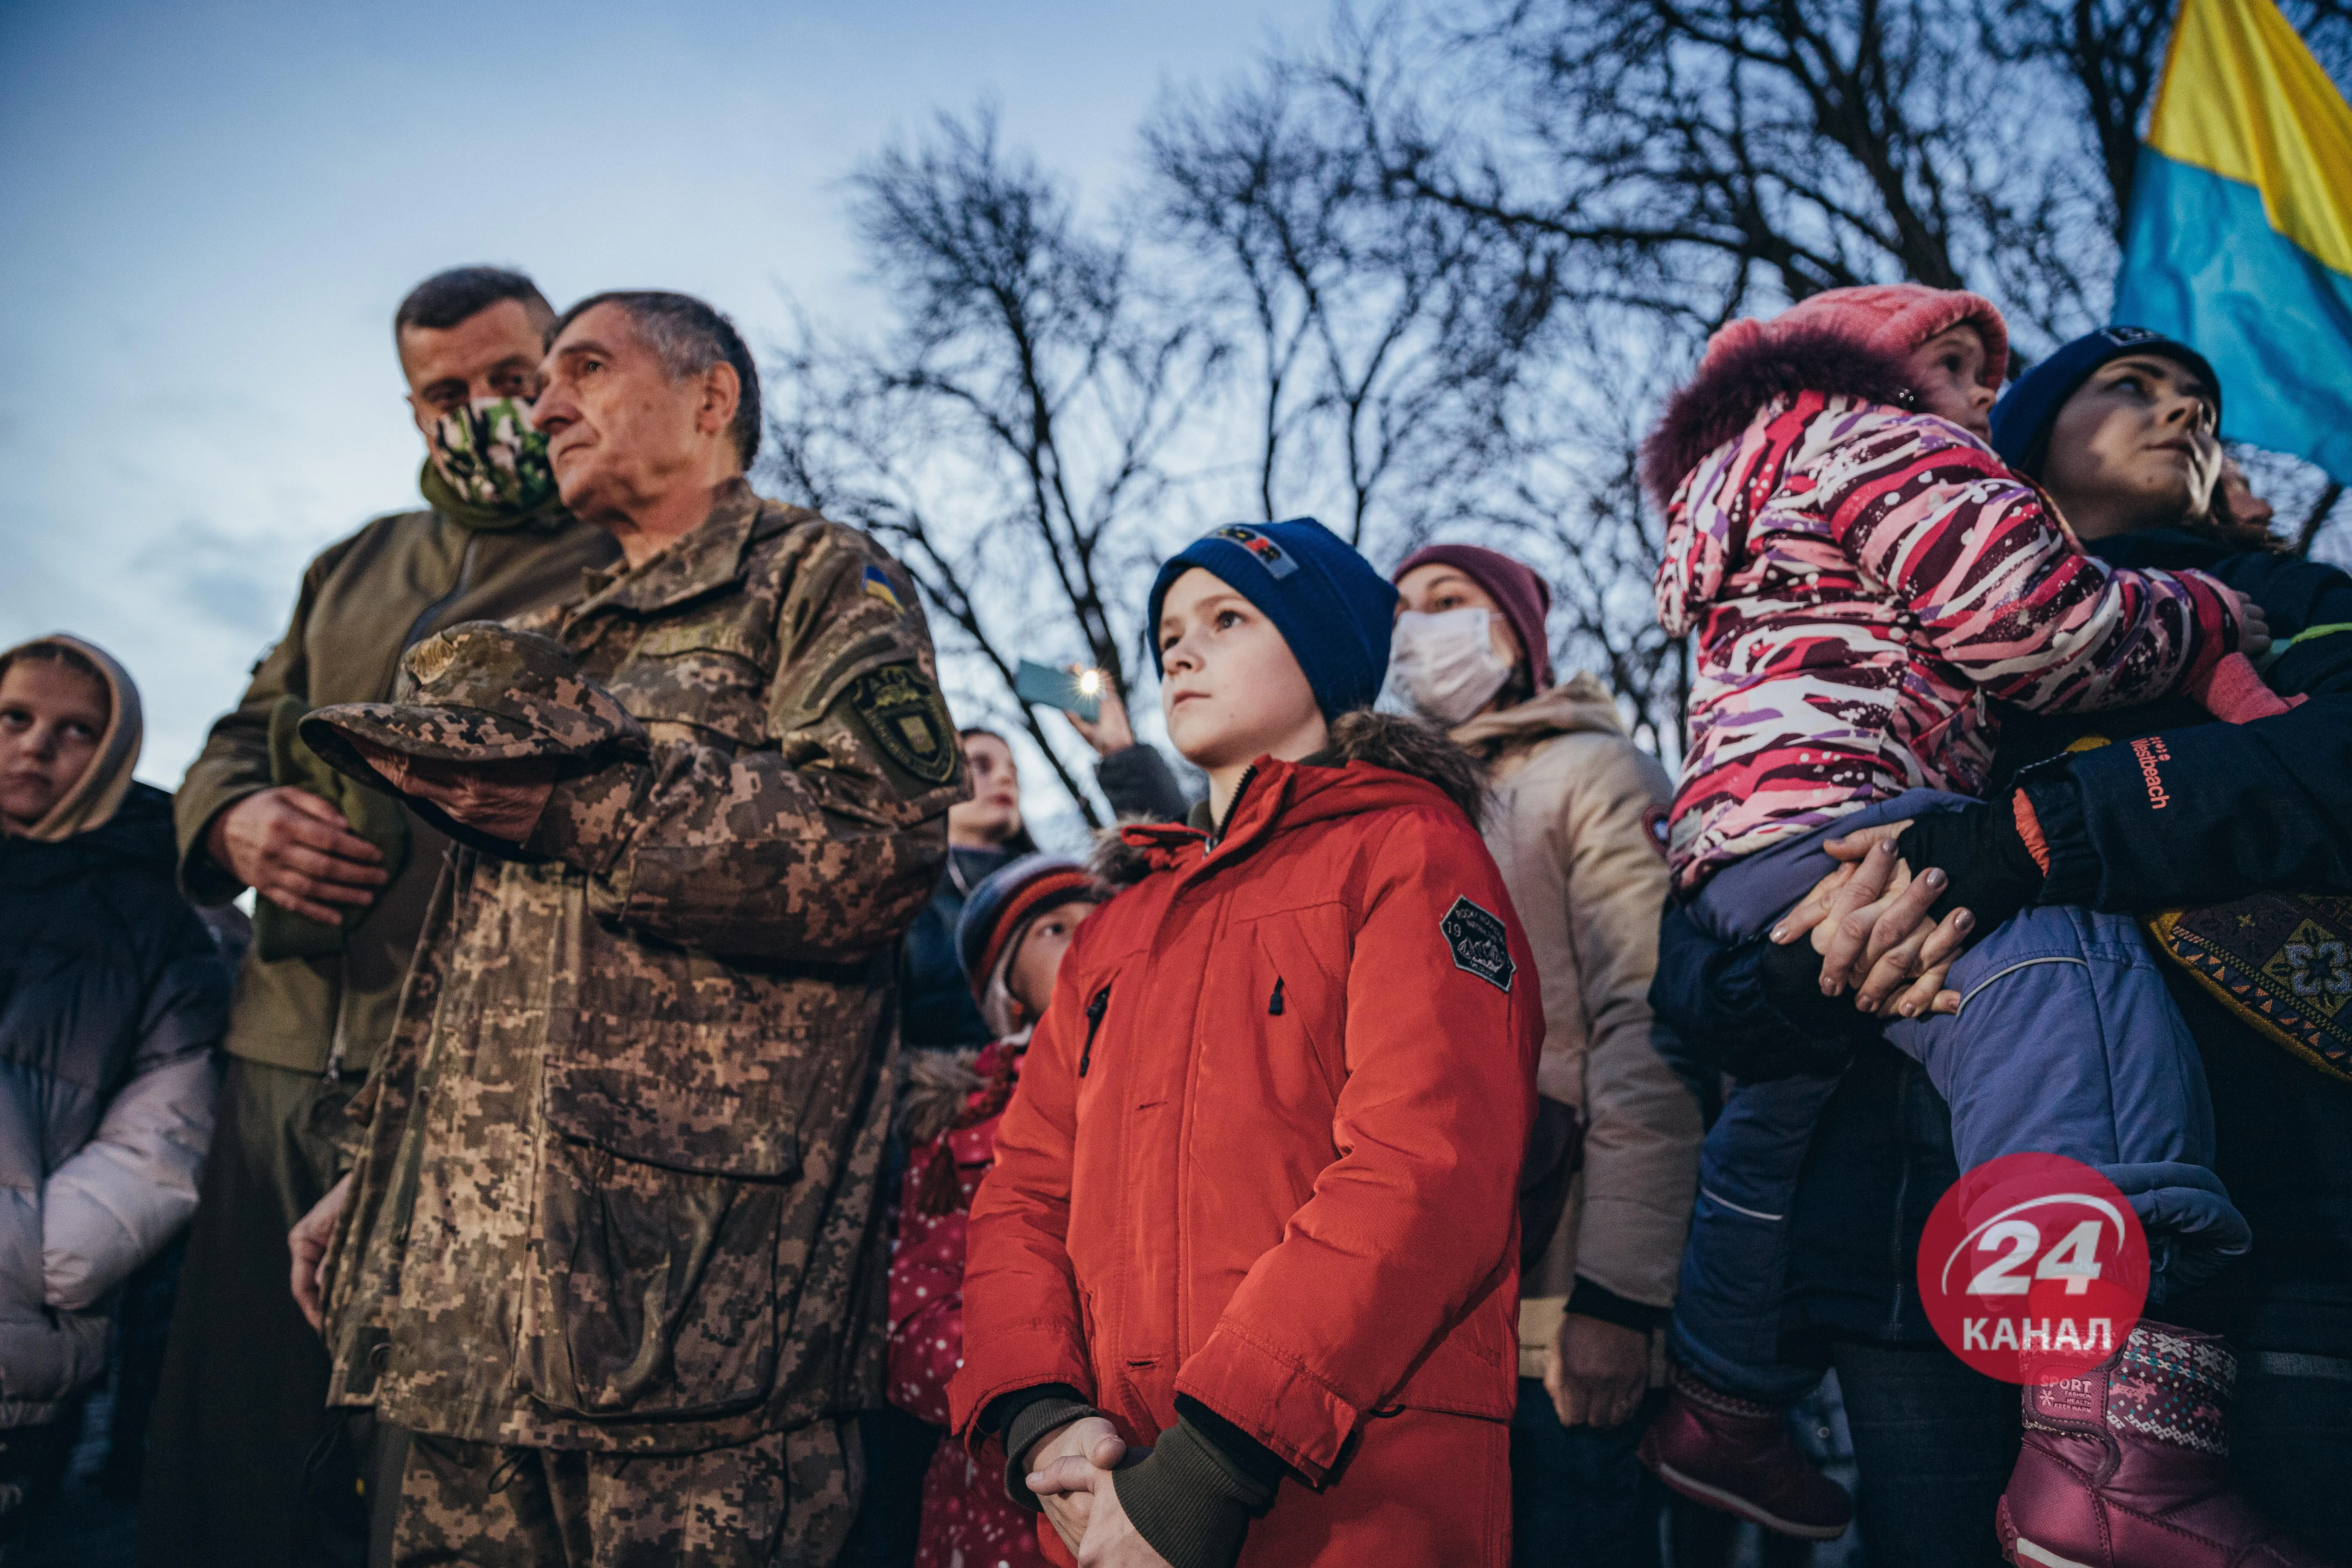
left=1453, top=676, right=1702, bottom=1378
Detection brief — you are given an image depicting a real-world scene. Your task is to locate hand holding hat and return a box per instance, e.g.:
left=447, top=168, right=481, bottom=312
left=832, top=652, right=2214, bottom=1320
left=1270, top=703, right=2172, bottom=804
left=300, top=621, right=649, bottom=859
left=348, top=742, right=560, bottom=846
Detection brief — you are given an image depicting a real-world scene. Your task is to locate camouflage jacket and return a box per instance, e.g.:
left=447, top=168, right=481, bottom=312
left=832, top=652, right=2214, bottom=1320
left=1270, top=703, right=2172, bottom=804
left=318, top=480, right=962, bottom=1451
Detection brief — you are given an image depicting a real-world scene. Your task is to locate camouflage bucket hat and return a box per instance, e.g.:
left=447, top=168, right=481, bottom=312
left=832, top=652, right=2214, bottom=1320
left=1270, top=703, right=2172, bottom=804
left=299, top=622, right=648, bottom=786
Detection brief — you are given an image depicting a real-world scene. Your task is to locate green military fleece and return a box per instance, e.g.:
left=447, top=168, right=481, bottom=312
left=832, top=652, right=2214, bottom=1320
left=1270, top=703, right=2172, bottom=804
left=318, top=480, right=962, bottom=1453
left=174, top=480, right=618, bottom=1075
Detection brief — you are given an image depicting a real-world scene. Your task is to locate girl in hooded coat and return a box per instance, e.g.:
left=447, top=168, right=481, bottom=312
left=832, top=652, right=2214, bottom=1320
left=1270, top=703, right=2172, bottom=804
left=1636, top=286, right=2271, bottom=1548
left=949, top=518, right=1541, bottom=1568
left=0, top=636, right=228, bottom=1545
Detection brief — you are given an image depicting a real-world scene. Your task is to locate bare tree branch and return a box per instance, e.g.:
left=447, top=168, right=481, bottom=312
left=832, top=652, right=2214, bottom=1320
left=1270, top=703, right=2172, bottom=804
left=763, top=109, right=1223, bottom=825
left=767, top=0, right=2352, bottom=807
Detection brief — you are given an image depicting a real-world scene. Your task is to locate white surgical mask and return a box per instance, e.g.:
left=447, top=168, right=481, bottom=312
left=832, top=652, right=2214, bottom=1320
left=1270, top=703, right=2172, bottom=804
left=1388, top=608, right=1514, bottom=724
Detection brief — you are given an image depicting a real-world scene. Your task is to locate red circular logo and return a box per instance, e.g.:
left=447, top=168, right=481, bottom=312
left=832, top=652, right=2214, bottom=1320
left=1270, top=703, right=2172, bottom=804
left=1919, top=1152, right=2148, bottom=1384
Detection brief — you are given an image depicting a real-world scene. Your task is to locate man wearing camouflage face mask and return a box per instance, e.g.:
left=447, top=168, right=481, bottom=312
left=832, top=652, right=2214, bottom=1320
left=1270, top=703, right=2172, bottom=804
left=141, top=266, right=619, bottom=1568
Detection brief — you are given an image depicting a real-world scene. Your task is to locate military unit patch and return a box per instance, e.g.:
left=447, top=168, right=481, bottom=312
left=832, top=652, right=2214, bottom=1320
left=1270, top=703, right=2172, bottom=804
left=1440, top=896, right=1514, bottom=992
left=848, top=663, right=958, bottom=785
left=2148, top=893, right=2352, bottom=1085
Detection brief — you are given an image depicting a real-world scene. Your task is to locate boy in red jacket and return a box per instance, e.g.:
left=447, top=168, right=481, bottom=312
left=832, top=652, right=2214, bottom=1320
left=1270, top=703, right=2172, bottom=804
left=948, top=518, right=1543, bottom=1568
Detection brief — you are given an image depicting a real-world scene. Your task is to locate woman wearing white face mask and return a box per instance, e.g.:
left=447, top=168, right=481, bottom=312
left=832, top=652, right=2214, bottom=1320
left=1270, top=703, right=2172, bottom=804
left=1389, top=544, right=1703, bottom=1568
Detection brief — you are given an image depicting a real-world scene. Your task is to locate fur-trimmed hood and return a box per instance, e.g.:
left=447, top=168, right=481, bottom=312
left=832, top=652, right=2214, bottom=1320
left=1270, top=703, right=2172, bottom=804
left=1321, top=709, right=1488, bottom=824
left=897, top=1047, right=986, bottom=1146
left=1089, top=710, right=1486, bottom=890
left=1639, top=326, right=1917, bottom=513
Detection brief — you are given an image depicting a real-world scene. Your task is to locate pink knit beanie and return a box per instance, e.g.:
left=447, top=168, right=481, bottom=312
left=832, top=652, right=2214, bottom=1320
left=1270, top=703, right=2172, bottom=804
left=1702, top=284, right=2011, bottom=389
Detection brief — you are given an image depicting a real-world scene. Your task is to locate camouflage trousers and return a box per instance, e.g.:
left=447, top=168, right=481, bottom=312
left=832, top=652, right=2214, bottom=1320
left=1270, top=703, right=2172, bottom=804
left=389, top=1419, right=861, bottom=1568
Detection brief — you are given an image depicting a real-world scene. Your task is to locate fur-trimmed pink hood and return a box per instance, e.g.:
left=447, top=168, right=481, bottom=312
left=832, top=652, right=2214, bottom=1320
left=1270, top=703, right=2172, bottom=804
left=1639, top=327, right=1918, bottom=513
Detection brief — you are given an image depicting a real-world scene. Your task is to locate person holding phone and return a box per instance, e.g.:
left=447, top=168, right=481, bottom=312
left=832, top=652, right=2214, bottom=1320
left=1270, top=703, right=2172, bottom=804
left=1016, top=658, right=1196, bottom=827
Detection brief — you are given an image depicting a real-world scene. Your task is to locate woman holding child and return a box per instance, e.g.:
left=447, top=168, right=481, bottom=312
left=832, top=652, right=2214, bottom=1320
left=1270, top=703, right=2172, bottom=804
left=1641, top=290, right=2349, bottom=1566
left=922, top=281, right=2350, bottom=1567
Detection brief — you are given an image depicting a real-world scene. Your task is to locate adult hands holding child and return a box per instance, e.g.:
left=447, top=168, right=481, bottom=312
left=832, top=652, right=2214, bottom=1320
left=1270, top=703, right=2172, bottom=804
left=1770, top=825, right=1975, bottom=1019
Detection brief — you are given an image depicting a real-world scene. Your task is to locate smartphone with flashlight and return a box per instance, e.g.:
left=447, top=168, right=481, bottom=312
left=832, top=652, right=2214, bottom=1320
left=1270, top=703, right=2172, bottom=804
left=1013, top=659, right=1105, bottom=723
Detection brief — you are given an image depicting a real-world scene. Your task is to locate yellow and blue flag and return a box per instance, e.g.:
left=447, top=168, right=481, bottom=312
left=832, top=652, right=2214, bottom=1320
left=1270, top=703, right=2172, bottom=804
left=862, top=563, right=906, bottom=612
left=2115, top=0, right=2352, bottom=481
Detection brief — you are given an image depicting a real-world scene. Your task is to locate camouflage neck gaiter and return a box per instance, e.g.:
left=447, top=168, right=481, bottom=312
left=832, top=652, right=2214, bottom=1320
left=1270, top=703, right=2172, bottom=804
left=423, top=397, right=559, bottom=523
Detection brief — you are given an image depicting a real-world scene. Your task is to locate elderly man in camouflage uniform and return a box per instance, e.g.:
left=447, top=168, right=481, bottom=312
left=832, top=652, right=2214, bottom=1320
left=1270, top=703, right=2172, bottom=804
left=286, top=291, right=963, bottom=1566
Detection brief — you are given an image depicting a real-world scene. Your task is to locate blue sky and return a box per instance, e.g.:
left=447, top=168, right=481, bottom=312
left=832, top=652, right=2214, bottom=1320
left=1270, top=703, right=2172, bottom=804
left=0, top=0, right=1324, bottom=793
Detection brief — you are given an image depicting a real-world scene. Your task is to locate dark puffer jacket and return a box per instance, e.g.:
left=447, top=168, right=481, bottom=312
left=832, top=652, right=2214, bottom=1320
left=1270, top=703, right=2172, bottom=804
left=0, top=783, right=229, bottom=1426
left=902, top=847, right=1019, bottom=1051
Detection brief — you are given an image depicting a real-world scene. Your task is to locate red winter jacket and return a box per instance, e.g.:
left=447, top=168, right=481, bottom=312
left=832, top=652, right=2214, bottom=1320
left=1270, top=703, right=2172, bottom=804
left=948, top=714, right=1540, bottom=1563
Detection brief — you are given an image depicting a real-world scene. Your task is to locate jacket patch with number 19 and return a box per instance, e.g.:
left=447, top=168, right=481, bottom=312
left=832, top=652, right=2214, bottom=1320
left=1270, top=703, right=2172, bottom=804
left=1440, top=896, right=1514, bottom=991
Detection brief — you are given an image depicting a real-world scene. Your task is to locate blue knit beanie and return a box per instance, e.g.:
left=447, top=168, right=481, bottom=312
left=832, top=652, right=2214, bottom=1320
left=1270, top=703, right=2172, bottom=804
left=1989, top=325, right=2222, bottom=481
left=1145, top=519, right=1400, bottom=719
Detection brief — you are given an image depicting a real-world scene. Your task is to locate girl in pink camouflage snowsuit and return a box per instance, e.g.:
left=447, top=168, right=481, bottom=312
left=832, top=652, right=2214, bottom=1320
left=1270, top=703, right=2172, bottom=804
left=1652, top=286, right=2242, bottom=893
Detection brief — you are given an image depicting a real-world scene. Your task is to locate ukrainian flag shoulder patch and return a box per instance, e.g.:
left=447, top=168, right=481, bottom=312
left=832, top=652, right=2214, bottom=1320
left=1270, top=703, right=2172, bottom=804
left=862, top=564, right=906, bottom=612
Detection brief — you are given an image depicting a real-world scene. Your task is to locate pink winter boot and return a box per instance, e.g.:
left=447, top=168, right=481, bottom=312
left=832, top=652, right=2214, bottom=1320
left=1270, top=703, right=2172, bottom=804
left=1636, top=1365, right=1853, bottom=1540
left=1998, top=1323, right=2342, bottom=1567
